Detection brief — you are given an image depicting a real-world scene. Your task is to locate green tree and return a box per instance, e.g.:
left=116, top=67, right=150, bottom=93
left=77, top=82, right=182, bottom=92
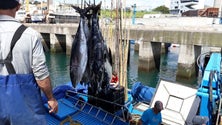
left=33, top=1, right=41, bottom=5
left=153, top=5, right=169, bottom=14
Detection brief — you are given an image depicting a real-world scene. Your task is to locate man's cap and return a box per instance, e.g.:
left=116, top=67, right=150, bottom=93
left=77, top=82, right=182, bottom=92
left=14, top=0, right=21, bottom=3
left=192, top=116, right=209, bottom=124
left=154, top=100, right=163, bottom=111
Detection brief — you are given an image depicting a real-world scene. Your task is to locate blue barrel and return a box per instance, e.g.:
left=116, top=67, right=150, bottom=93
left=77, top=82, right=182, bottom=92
left=131, top=82, right=156, bottom=103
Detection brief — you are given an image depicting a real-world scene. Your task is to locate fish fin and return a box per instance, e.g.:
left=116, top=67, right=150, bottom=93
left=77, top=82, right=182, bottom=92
left=71, top=5, right=81, bottom=13
left=108, top=47, right=113, bottom=66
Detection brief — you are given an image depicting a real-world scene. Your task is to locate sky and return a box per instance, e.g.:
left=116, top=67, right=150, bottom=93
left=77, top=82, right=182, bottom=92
left=39, top=0, right=214, bottom=9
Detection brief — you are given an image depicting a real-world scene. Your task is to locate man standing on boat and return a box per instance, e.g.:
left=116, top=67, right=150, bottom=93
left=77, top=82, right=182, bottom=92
left=0, top=0, right=58, bottom=125
left=138, top=100, right=163, bottom=125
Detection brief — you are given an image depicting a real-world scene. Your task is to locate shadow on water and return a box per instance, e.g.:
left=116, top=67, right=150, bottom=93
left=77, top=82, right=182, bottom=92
left=127, top=43, right=160, bottom=89
left=160, top=46, right=197, bottom=88
left=127, top=44, right=159, bottom=88
left=128, top=44, right=198, bottom=89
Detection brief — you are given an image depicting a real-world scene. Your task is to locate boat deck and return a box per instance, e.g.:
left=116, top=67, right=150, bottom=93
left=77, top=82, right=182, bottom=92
left=45, top=94, right=129, bottom=125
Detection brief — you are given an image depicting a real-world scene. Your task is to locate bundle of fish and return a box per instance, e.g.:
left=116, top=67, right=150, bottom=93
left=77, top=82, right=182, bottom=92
left=70, top=2, right=112, bottom=97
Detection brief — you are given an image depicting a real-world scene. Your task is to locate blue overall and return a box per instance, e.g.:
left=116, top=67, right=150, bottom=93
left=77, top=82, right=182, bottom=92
left=0, top=25, right=46, bottom=125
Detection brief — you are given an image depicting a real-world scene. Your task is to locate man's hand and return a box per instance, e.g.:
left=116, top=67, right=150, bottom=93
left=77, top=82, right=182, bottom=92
left=48, top=98, right=58, bottom=113
left=36, top=77, right=58, bottom=113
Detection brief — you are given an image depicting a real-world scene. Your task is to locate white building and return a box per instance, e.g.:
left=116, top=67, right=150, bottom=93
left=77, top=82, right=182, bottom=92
left=169, top=0, right=205, bottom=15
left=213, top=0, right=222, bottom=17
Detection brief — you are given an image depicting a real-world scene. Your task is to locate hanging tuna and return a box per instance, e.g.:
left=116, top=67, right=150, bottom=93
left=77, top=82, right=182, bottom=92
left=69, top=6, right=90, bottom=87
left=70, top=2, right=112, bottom=96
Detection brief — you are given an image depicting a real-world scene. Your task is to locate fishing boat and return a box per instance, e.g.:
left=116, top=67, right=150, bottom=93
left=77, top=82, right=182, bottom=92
left=43, top=82, right=155, bottom=125
left=43, top=51, right=222, bottom=125
left=42, top=0, right=222, bottom=125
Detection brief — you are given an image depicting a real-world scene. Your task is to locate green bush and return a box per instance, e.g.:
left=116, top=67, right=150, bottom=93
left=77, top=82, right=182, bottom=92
left=100, top=9, right=160, bottom=19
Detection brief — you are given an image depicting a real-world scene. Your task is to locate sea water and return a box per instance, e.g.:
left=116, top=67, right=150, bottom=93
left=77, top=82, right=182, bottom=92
left=45, top=44, right=198, bottom=89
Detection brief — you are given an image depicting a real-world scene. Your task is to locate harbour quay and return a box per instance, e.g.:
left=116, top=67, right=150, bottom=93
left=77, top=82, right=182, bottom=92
left=24, top=16, right=222, bottom=79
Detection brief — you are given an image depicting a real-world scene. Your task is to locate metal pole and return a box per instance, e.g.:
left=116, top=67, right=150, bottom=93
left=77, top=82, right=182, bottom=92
left=41, top=0, right=43, bottom=15
left=212, top=0, right=222, bottom=24
left=219, top=0, right=222, bottom=18
left=132, top=4, right=136, bottom=25
left=47, top=0, right=53, bottom=12
left=25, top=0, right=29, bottom=13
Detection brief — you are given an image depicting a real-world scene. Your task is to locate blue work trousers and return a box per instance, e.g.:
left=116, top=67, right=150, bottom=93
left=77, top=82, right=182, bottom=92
left=0, top=74, right=46, bottom=125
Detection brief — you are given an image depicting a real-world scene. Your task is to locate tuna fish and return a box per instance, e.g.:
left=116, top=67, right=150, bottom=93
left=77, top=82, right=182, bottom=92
left=70, top=2, right=113, bottom=95
left=69, top=7, right=90, bottom=87
left=88, top=2, right=107, bottom=94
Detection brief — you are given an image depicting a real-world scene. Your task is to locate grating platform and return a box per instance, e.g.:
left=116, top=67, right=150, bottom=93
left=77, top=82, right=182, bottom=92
left=45, top=97, right=129, bottom=125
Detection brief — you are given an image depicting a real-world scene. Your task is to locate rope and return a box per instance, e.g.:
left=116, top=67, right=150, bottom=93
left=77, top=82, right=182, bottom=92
left=196, top=51, right=211, bottom=72
left=129, top=114, right=141, bottom=125
left=66, top=90, right=125, bottom=108
left=64, top=91, right=130, bottom=124
left=60, top=116, right=82, bottom=125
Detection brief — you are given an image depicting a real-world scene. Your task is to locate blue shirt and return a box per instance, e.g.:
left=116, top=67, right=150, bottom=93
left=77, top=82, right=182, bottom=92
left=141, top=108, right=162, bottom=125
